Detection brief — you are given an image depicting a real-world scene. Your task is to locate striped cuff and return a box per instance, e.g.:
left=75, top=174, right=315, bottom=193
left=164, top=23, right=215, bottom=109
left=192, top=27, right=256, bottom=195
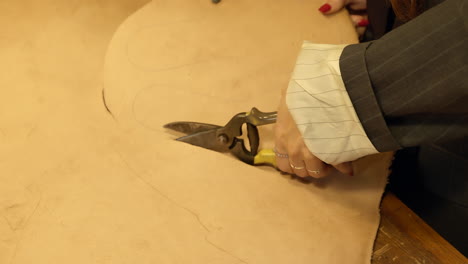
left=286, top=41, right=378, bottom=165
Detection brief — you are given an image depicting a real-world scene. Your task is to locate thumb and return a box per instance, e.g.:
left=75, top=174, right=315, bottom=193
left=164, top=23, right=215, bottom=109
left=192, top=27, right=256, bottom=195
left=334, top=162, right=354, bottom=176
left=318, top=0, right=347, bottom=14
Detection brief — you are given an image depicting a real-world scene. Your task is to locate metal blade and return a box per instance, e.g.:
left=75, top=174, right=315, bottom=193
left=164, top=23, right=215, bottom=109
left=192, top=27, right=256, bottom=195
left=164, top=122, right=222, bottom=135
left=176, top=129, right=230, bottom=153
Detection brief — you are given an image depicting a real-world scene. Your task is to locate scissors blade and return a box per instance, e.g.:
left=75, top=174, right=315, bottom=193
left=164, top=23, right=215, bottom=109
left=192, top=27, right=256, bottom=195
left=175, top=129, right=230, bottom=153
left=164, top=122, right=222, bottom=135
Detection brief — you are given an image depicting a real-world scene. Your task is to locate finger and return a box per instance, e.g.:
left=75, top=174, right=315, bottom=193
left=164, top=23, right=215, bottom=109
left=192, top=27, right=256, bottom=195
left=289, top=159, right=308, bottom=178
left=274, top=102, right=292, bottom=174
left=276, top=158, right=293, bottom=174
left=275, top=147, right=293, bottom=174
left=349, top=14, right=368, bottom=37
left=318, top=0, right=346, bottom=14
left=334, top=162, right=354, bottom=176
left=287, top=139, right=309, bottom=177
left=350, top=14, right=368, bottom=27
left=302, top=149, right=330, bottom=178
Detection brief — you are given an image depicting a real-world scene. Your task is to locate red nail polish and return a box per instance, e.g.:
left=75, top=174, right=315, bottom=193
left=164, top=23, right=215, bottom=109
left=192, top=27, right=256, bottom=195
left=358, top=19, right=369, bottom=27
left=318, top=3, right=332, bottom=13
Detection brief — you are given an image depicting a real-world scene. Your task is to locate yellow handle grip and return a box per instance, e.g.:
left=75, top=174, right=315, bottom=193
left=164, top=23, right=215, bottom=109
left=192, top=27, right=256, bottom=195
left=253, top=149, right=277, bottom=167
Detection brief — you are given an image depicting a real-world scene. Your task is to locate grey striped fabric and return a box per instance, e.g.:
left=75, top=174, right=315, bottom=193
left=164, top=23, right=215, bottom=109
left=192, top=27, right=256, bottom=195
left=340, top=0, right=468, bottom=152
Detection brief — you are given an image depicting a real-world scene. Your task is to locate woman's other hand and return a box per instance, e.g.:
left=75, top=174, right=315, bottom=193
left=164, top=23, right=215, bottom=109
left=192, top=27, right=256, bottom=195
left=318, top=0, right=368, bottom=36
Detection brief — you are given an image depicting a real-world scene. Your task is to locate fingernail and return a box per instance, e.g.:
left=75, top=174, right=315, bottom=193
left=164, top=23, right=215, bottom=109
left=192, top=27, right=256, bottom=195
left=318, top=3, right=332, bottom=13
left=358, top=19, right=369, bottom=27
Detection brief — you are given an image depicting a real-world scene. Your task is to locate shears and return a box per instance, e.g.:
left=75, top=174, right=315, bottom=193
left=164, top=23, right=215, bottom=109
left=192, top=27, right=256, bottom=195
left=164, top=107, right=278, bottom=167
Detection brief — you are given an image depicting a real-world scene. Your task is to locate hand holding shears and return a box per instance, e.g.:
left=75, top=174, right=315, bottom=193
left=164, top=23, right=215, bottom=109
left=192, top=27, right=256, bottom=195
left=164, top=106, right=353, bottom=178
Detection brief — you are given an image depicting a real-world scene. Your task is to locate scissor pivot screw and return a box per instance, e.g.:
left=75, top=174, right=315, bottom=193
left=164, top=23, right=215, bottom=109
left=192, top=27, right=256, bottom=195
left=212, top=0, right=221, bottom=4
left=217, top=134, right=229, bottom=144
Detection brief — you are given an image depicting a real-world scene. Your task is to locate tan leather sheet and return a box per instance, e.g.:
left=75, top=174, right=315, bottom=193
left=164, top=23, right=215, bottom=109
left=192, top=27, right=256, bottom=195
left=0, top=0, right=392, bottom=263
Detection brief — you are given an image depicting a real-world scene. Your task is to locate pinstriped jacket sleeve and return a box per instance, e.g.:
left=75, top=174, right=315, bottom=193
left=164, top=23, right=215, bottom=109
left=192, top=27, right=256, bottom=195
left=340, top=0, right=468, bottom=153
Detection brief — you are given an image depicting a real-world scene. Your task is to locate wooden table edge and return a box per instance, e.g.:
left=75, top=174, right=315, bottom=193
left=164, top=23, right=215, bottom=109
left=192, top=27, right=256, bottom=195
left=373, top=192, right=467, bottom=263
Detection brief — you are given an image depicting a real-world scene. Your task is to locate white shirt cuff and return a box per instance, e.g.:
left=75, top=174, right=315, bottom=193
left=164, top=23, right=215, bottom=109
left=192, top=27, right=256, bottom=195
left=286, top=41, right=378, bottom=165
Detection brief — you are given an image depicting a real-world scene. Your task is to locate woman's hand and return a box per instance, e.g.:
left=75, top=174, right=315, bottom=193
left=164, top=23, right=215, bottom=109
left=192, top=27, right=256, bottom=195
left=318, top=0, right=368, bottom=36
left=274, top=93, right=354, bottom=178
